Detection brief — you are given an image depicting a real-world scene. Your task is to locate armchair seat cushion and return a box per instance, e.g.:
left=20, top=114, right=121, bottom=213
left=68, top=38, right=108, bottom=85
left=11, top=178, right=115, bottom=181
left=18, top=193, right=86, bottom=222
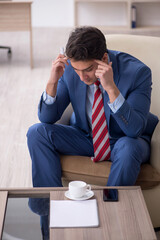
left=60, top=155, right=160, bottom=190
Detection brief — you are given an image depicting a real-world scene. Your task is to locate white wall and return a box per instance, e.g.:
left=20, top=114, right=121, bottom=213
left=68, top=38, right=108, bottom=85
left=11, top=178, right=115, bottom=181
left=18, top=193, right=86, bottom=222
left=32, top=0, right=74, bottom=27
left=31, top=0, right=128, bottom=27
left=32, top=0, right=160, bottom=28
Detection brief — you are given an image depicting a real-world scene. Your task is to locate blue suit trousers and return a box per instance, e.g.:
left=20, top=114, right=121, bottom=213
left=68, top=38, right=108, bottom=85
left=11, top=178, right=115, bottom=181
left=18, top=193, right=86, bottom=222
left=27, top=122, right=150, bottom=232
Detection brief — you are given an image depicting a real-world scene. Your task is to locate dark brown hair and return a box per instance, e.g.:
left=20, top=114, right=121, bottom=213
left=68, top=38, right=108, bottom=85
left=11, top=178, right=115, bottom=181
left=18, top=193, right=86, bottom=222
left=65, top=26, right=107, bottom=61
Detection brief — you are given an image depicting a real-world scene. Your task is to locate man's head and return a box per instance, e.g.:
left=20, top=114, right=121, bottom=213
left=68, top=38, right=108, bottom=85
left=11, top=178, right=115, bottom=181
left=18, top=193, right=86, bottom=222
left=65, top=26, right=108, bottom=85
left=66, top=26, right=107, bottom=61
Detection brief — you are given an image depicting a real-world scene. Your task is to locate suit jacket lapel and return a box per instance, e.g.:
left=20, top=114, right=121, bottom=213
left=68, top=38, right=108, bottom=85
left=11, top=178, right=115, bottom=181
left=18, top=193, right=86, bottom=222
left=103, top=92, right=111, bottom=130
left=74, top=74, right=89, bottom=133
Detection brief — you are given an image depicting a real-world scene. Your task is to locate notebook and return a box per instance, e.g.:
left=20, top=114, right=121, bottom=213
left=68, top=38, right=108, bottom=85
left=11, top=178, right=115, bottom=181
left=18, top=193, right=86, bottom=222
left=50, top=199, right=99, bottom=228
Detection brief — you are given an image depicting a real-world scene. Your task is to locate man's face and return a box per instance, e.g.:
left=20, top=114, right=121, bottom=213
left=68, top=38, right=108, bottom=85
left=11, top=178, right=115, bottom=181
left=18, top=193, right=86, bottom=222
left=70, top=59, right=98, bottom=85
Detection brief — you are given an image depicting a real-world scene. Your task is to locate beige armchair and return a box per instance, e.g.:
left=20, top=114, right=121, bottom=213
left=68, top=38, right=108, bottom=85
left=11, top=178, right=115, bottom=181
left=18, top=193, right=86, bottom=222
left=59, top=35, right=160, bottom=228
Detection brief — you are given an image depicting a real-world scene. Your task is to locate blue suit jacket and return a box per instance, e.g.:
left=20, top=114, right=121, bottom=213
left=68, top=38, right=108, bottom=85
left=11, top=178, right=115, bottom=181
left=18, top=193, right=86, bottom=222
left=38, top=50, right=159, bottom=144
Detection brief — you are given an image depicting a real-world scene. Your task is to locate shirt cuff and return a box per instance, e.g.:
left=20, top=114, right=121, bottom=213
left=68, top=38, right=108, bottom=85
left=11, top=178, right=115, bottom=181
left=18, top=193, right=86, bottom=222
left=108, top=93, right=125, bottom=113
left=43, top=91, right=56, bottom=105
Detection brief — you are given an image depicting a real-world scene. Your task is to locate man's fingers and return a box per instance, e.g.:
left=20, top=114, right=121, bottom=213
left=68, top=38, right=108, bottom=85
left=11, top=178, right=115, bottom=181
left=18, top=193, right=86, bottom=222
left=94, top=59, right=107, bottom=66
left=96, top=65, right=112, bottom=73
left=95, top=59, right=112, bottom=68
left=55, top=54, right=63, bottom=60
left=54, top=54, right=69, bottom=63
left=53, top=62, right=66, bottom=71
left=95, top=70, right=106, bottom=78
left=52, top=57, right=68, bottom=67
left=95, top=69, right=105, bottom=74
left=97, top=65, right=109, bottom=71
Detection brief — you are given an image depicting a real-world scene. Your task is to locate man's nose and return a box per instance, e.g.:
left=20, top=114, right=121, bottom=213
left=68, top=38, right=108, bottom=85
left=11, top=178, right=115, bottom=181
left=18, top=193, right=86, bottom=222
left=79, top=71, right=87, bottom=81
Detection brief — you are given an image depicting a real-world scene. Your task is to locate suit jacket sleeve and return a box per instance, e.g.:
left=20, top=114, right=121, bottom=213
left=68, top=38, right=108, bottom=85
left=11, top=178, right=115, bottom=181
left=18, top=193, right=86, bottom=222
left=111, top=65, right=152, bottom=138
left=38, top=75, right=70, bottom=124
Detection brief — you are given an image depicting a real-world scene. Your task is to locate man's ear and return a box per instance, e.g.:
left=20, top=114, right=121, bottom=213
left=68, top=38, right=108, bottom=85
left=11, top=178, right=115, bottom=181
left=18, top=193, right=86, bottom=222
left=102, top=53, right=108, bottom=64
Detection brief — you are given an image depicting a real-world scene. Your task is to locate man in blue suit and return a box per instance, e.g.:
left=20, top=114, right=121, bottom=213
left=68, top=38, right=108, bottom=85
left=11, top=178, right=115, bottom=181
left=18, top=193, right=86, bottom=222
left=27, top=27, right=158, bottom=239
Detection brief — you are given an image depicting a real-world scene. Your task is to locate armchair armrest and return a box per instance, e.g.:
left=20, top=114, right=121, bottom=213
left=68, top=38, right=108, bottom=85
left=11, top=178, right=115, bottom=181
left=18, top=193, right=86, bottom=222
left=150, top=122, right=160, bottom=173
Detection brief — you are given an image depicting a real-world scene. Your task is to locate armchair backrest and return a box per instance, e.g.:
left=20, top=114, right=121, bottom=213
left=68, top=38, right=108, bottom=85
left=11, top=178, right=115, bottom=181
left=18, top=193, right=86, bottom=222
left=106, top=34, right=160, bottom=118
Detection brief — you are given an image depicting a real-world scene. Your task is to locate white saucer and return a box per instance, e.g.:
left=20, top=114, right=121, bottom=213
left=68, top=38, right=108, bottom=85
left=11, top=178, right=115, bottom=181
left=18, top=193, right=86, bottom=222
left=65, top=190, right=94, bottom=201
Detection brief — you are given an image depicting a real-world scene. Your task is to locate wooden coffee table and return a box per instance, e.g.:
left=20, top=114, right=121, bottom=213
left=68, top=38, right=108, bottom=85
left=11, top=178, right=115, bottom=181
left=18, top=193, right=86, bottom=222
left=0, top=186, right=157, bottom=240
left=50, top=186, right=157, bottom=240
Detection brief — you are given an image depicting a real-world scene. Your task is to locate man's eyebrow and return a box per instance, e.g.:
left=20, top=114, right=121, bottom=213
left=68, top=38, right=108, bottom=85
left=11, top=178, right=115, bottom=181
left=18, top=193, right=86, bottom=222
left=71, top=64, right=93, bottom=71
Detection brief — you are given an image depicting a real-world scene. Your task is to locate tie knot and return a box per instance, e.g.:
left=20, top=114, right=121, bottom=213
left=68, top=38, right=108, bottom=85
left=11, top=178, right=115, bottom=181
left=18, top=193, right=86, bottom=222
left=94, top=80, right=100, bottom=87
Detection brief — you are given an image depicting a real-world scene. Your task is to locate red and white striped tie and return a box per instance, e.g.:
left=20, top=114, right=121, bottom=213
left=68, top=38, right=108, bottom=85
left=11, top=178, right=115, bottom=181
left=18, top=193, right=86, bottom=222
left=91, top=80, right=111, bottom=162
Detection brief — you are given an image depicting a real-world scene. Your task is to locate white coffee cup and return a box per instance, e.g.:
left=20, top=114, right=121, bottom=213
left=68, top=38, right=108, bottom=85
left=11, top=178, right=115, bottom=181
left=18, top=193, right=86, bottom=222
left=69, top=181, right=91, bottom=198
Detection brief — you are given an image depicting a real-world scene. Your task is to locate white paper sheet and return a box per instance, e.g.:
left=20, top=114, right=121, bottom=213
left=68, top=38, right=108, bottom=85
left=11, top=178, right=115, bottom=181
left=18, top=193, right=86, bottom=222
left=50, top=199, right=99, bottom=228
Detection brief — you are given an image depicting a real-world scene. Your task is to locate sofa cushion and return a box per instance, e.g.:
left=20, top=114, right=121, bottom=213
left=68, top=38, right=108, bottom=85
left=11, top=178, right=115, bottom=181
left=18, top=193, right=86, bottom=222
left=60, top=155, right=160, bottom=190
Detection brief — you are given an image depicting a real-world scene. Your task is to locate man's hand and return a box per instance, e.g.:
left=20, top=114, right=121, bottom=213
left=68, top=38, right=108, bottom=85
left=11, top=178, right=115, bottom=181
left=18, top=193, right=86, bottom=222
left=95, top=60, right=120, bottom=103
left=46, top=54, right=69, bottom=97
